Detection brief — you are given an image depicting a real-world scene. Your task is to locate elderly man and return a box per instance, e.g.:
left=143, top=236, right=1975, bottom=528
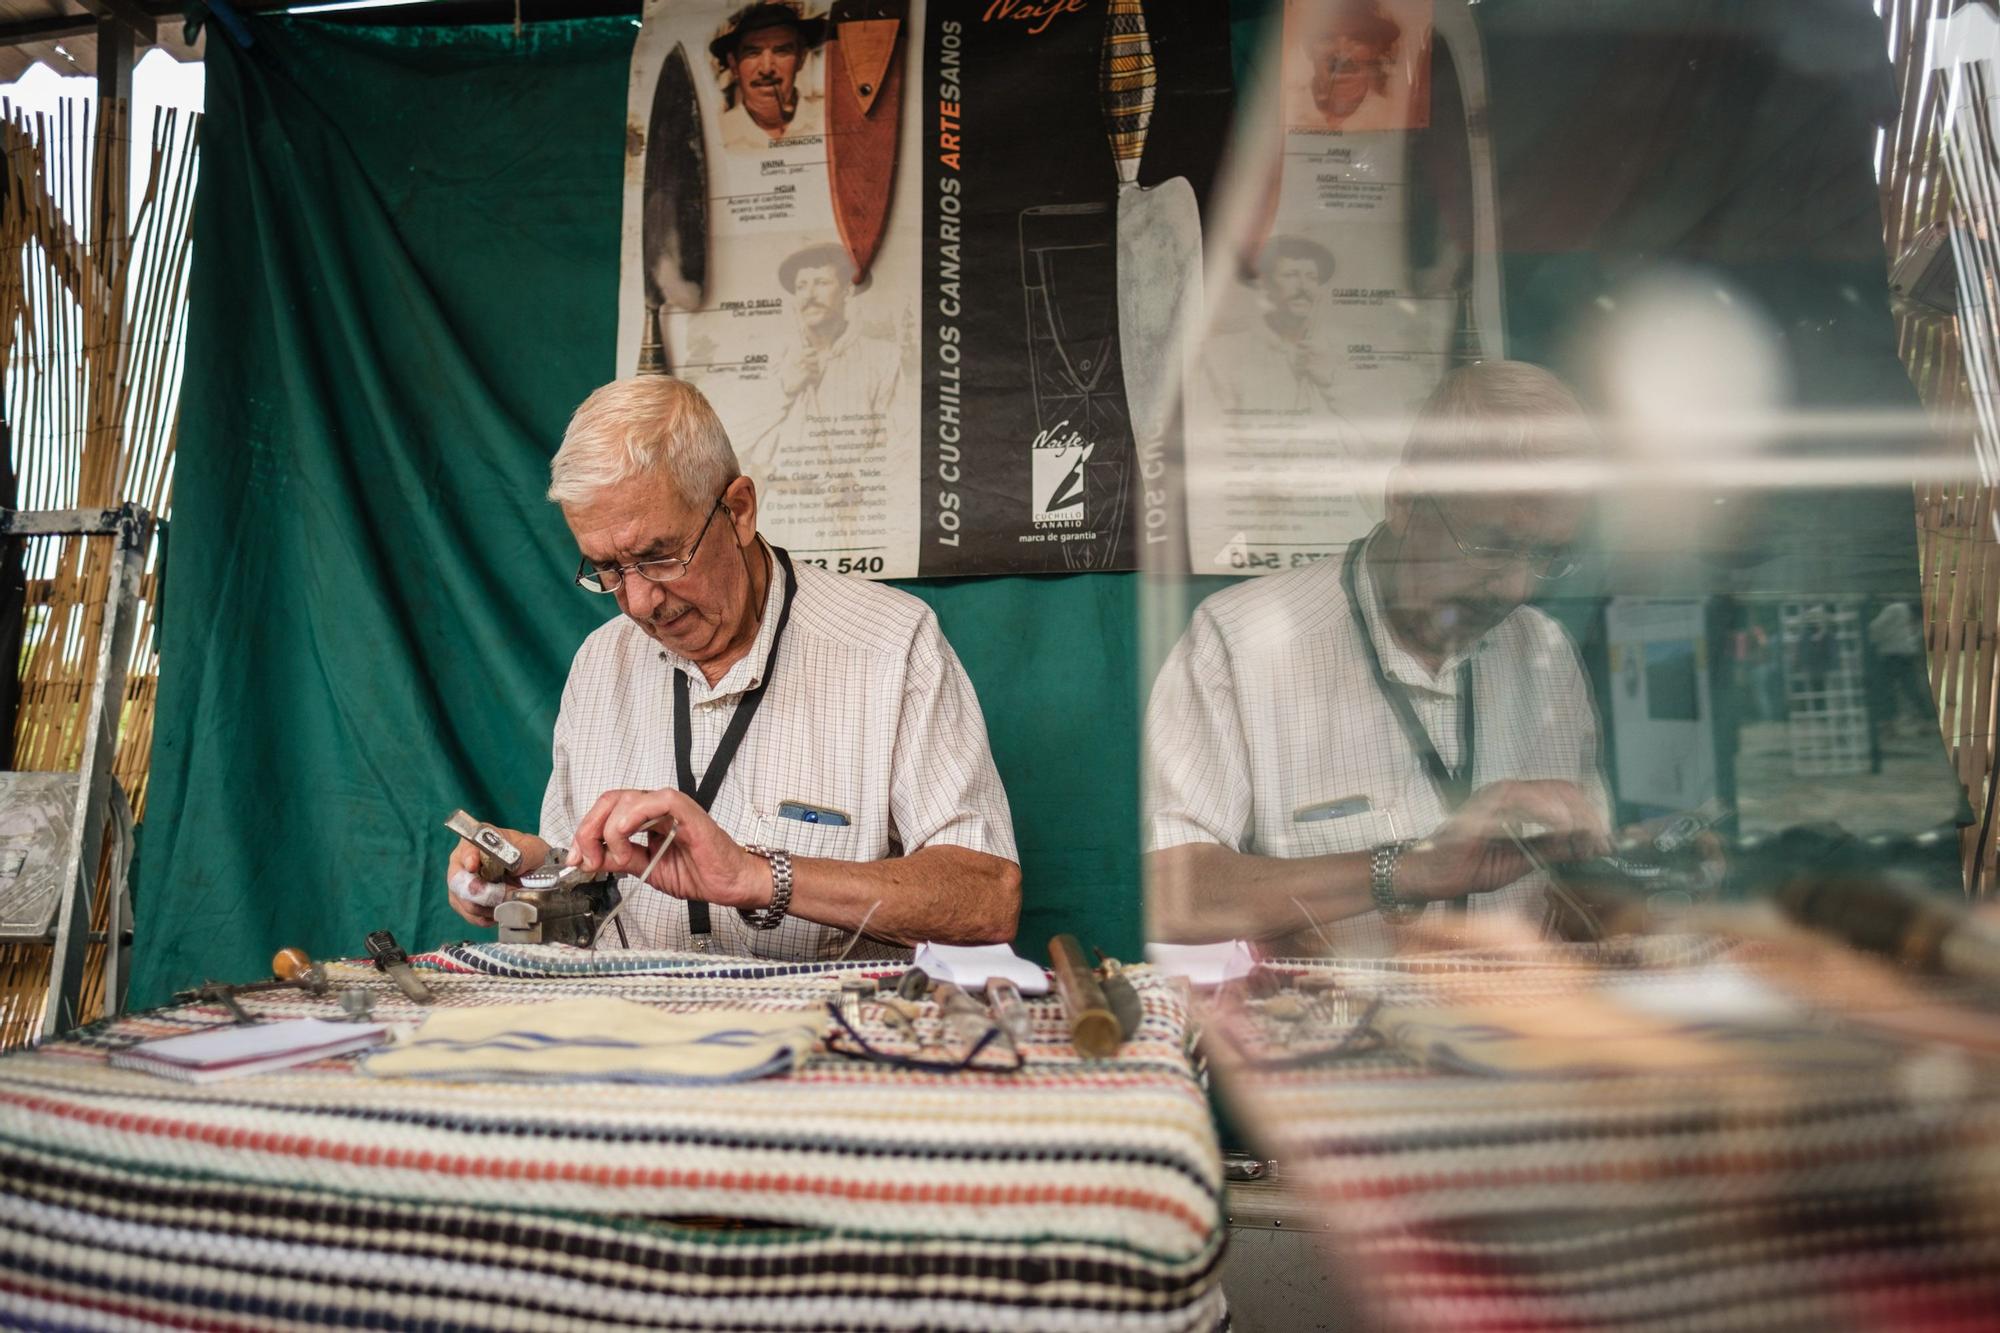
left=1148, top=360, right=1611, bottom=955
left=713, top=2, right=824, bottom=151
left=446, top=376, right=1019, bottom=959
left=743, top=241, right=904, bottom=478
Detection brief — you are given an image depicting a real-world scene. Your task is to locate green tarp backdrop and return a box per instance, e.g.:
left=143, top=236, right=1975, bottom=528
left=134, top=14, right=1145, bottom=1005
left=136, top=2, right=1932, bottom=1005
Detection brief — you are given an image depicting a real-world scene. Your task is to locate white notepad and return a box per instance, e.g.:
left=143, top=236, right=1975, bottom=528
left=913, top=942, right=1050, bottom=996
left=110, top=1018, right=388, bottom=1083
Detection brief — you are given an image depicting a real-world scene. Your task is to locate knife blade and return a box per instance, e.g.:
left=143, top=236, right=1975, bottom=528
left=639, top=41, right=709, bottom=371
left=1101, top=0, right=1204, bottom=467
left=826, top=0, right=906, bottom=283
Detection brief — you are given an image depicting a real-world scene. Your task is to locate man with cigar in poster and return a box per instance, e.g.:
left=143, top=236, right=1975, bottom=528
left=1285, top=0, right=1424, bottom=134
left=743, top=241, right=905, bottom=489
left=1147, top=360, right=1612, bottom=956
left=713, top=2, right=826, bottom=152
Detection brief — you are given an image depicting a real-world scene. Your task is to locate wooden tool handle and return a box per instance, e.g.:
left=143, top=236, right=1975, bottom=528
left=271, top=947, right=313, bottom=982
left=1049, top=934, right=1121, bottom=1058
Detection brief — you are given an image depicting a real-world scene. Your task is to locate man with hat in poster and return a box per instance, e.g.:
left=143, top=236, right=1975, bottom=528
left=713, top=2, right=826, bottom=151
left=743, top=241, right=906, bottom=494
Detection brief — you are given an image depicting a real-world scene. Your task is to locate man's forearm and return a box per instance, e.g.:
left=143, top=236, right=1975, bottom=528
left=1147, top=842, right=1381, bottom=944
left=758, top=845, right=1022, bottom=947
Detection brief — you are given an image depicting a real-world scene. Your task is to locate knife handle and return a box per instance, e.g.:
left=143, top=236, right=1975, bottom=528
left=1099, top=0, right=1155, bottom=185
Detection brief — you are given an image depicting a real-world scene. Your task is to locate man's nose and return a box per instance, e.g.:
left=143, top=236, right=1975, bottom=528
left=1487, top=558, right=1539, bottom=606
left=618, top=574, right=667, bottom=620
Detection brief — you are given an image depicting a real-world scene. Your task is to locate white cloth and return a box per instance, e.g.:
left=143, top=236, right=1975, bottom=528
left=1144, top=528, right=1610, bottom=957
left=543, top=545, right=1017, bottom=960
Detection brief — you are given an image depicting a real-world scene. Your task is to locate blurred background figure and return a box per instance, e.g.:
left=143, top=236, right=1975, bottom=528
left=1868, top=598, right=1932, bottom=740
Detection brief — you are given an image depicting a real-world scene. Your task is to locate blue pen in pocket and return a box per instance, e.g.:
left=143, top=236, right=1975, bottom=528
left=778, top=801, right=850, bottom=827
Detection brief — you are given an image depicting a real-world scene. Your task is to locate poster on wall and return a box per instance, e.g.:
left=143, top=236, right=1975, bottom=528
left=1184, top=0, right=1457, bottom=577
left=620, top=0, right=926, bottom=577
left=620, top=0, right=1233, bottom=577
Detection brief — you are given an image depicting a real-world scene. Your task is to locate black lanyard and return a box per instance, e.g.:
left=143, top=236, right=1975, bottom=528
left=1341, top=536, right=1475, bottom=811
left=672, top=545, right=798, bottom=942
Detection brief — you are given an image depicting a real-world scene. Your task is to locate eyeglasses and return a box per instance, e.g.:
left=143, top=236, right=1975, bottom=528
left=821, top=1000, right=1025, bottom=1075
left=574, top=498, right=726, bottom=594
left=1427, top=498, right=1580, bottom=581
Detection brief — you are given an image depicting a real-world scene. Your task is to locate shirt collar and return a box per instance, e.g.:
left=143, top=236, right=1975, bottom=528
left=1354, top=525, right=1488, bottom=694
left=662, top=540, right=784, bottom=705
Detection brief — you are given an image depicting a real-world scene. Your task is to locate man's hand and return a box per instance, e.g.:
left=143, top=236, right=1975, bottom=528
left=566, top=788, right=773, bottom=911
left=444, top=826, right=551, bottom=928
left=1397, top=779, right=1610, bottom=902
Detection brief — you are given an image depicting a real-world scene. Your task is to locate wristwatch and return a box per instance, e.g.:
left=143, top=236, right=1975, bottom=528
left=1369, top=840, right=1420, bottom=925
left=737, top=844, right=794, bottom=930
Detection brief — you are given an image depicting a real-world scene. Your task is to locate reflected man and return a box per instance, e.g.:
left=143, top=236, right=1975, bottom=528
left=1148, top=361, right=1611, bottom=955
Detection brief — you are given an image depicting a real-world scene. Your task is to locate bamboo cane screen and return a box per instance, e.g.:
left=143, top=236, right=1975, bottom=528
left=1881, top=0, right=2000, bottom=897
left=0, top=92, right=197, bottom=1049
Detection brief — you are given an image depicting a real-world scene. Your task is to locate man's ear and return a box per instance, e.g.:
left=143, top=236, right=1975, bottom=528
left=1382, top=469, right=1414, bottom=536
left=723, top=474, right=760, bottom=548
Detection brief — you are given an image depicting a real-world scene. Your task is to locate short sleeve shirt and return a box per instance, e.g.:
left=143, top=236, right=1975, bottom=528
left=1145, top=531, right=1610, bottom=956
left=542, top=546, right=1018, bottom=960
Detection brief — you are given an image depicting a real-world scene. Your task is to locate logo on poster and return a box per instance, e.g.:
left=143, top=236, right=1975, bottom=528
left=1032, top=421, right=1092, bottom=527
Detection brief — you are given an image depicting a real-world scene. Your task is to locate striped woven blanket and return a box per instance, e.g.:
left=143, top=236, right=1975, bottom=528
left=1216, top=940, right=2000, bottom=1331
left=0, top=946, right=1225, bottom=1331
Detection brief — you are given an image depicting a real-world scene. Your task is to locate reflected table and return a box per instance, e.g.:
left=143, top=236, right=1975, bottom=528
left=1210, top=938, right=2000, bottom=1332
left=0, top=945, right=1225, bottom=1331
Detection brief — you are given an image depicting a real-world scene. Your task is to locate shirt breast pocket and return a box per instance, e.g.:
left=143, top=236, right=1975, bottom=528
left=754, top=811, right=864, bottom=863
left=1278, top=807, right=1407, bottom=861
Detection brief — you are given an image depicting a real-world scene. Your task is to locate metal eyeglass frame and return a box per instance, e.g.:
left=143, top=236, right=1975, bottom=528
left=574, top=497, right=727, bottom=594
left=1426, top=496, right=1579, bottom=581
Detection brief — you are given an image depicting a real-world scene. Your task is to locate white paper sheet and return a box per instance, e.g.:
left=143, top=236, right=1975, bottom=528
left=1144, top=940, right=1257, bottom=987
left=913, top=942, right=1049, bottom=996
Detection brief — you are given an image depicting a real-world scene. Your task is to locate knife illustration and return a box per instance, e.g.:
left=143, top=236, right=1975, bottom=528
left=639, top=41, right=709, bottom=372
left=826, top=0, right=906, bottom=284
left=1101, top=0, right=1203, bottom=498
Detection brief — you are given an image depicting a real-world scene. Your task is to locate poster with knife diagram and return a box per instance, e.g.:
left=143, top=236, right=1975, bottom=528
left=622, top=0, right=1233, bottom=577
left=918, top=0, right=1232, bottom=574
left=1185, top=0, right=1494, bottom=577
left=620, top=0, right=926, bottom=577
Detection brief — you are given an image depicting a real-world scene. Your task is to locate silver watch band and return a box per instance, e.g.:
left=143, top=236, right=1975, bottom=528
left=1369, top=840, right=1419, bottom=924
left=737, top=844, right=793, bottom=930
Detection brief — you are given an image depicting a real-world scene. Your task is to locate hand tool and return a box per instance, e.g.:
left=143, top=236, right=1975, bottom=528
left=586, top=817, right=678, bottom=948
left=1092, top=949, right=1143, bottom=1039
left=984, top=976, right=1033, bottom=1044
left=1049, top=934, right=1121, bottom=1058
left=364, top=930, right=436, bottom=1005
left=443, top=809, right=524, bottom=884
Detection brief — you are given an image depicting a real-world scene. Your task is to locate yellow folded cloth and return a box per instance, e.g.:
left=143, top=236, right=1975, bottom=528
left=363, top=997, right=822, bottom=1083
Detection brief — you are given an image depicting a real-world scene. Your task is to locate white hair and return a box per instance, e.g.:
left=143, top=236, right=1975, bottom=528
left=1402, top=360, right=1597, bottom=469
left=547, top=377, right=741, bottom=510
